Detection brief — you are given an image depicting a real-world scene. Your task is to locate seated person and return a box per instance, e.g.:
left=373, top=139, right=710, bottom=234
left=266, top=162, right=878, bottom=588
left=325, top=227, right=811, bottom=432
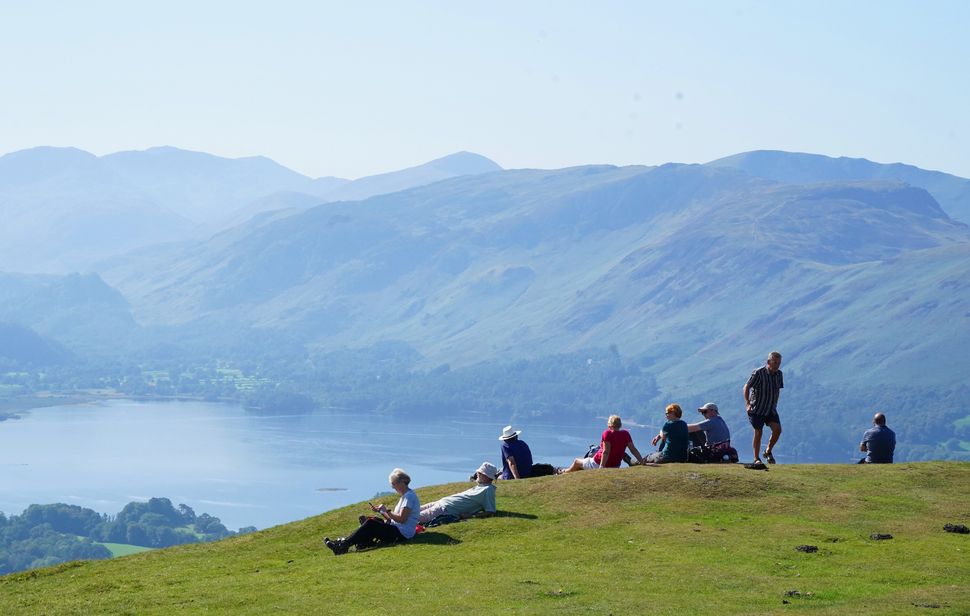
left=562, top=414, right=644, bottom=472
left=499, top=425, right=533, bottom=479
left=324, top=468, right=419, bottom=555
left=418, top=462, right=498, bottom=523
left=644, top=404, right=690, bottom=463
left=687, top=402, right=731, bottom=447
left=859, top=412, right=896, bottom=464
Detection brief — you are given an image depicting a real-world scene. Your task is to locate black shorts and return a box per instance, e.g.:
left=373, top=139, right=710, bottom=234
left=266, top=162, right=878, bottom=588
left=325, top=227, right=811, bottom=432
left=747, top=409, right=781, bottom=430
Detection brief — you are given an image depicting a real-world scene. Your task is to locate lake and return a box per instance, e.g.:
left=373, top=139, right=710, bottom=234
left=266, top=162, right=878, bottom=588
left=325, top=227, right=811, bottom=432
left=0, top=399, right=629, bottom=529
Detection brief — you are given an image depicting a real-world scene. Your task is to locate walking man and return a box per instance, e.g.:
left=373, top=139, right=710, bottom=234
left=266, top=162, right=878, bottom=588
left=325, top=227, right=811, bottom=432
left=743, top=351, right=784, bottom=464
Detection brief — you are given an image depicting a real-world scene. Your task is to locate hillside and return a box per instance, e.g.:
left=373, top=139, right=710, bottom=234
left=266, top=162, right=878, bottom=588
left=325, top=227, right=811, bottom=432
left=708, top=150, right=970, bottom=225
left=2, top=463, right=968, bottom=614
left=98, top=163, right=970, bottom=390
left=0, top=272, right=137, bottom=356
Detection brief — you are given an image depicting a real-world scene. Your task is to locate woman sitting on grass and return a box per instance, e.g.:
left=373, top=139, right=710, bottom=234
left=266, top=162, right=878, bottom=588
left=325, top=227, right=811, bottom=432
left=562, top=414, right=644, bottom=472
left=644, top=404, right=690, bottom=464
left=324, top=468, right=419, bottom=555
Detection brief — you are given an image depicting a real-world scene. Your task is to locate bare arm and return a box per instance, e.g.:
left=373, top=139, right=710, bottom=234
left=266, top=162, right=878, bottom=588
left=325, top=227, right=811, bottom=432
left=507, top=455, right=520, bottom=480
left=384, top=506, right=411, bottom=524
left=743, top=383, right=752, bottom=411
left=627, top=442, right=644, bottom=465
left=686, top=423, right=702, bottom=433
left=599, top=442, right=612, bottom=468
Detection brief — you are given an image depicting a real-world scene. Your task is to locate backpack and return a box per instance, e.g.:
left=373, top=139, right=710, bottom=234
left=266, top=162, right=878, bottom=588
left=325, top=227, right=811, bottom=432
left=530, top=463, right=556, bottom=477
left=688, top=441, right=739, bottom=464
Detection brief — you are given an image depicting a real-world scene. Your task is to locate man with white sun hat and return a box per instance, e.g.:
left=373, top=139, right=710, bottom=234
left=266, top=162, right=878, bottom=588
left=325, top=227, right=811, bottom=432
left=499, top=425, right=534, bottom=480
left=418, top=461, right=499, bottom=523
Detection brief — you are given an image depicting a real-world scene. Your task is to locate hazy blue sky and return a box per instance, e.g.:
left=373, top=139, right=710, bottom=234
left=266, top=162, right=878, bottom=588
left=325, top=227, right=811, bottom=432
left=1, top=1, right=968, bottom=179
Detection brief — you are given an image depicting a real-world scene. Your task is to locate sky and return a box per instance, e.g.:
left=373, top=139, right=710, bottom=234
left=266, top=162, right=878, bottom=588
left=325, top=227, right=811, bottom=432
left=1, top=1, right=968, bottom=179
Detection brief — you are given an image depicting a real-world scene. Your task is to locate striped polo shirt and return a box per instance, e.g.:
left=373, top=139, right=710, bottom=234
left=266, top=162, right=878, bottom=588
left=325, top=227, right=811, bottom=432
left=746, top=366, right=784, bottom=416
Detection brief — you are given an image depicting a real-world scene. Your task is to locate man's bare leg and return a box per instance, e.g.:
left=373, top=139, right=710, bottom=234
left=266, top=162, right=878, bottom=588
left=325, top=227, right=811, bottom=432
left=752, top=427, right=763, bottom=463
left=764, top=422, right=782, bottom=462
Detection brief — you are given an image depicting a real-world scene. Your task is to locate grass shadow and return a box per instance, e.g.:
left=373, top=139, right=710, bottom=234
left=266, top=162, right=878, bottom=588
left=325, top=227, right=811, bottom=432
left=410, top=531, right=460, bottom=546
left=495, top=510, right=538, bottom=520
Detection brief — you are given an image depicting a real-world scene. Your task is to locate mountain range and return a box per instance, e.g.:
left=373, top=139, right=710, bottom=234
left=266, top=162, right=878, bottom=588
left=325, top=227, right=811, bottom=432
left=0, top=146, right=501, bottom=272
left=1, top=147, right=968, bottom=445
left=86, top=159, right=968, bottom=393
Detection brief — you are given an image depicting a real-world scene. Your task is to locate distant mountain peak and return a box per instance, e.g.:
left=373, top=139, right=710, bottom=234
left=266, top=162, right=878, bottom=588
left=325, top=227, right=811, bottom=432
left=423, top=151, right=502, bottom=174
left=0, top=145, right=97, bottom=164
left=317, top=151, right=502, bottom=203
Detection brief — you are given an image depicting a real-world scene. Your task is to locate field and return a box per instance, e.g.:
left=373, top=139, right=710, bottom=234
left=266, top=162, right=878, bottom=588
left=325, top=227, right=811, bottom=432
left=1, top=463, right=968, bottom=615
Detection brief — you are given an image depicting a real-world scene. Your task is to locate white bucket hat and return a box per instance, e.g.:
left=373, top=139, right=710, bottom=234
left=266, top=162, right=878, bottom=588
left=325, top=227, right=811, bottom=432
left=499, top=425, right=522, bottom=440
left=476, top=462, right=498, bottom=480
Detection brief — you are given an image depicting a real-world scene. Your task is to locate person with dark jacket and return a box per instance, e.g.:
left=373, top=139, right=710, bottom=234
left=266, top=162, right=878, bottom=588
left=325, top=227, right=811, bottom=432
left=499, top=425, right=533, bottom=479
left=859, top=412, right=896, bottom=464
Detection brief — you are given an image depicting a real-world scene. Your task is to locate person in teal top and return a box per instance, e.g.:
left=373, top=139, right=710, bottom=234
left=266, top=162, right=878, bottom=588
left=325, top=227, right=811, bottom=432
left=645, top=404, right=690, bottom=463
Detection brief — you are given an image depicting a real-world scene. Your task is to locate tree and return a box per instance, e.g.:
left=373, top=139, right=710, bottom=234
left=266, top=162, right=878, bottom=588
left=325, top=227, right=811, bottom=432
left=178, top=504, right=197, bottom=524
left=125, top=523, right=150, bottom=547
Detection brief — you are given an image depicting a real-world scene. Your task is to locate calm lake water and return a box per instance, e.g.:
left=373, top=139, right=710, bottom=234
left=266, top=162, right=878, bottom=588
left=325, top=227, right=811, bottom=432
left=0, top=399, right=627, bottom=529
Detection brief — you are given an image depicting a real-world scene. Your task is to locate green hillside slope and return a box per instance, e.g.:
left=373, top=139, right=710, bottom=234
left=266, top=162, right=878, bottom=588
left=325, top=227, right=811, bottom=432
left=2, top=463, right=968, bottom=614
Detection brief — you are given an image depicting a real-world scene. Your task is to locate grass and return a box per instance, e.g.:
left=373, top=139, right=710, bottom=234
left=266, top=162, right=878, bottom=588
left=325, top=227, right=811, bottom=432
left=1, top=463, right=968, bottom=615
left=96, top=543, right=155, bottom=558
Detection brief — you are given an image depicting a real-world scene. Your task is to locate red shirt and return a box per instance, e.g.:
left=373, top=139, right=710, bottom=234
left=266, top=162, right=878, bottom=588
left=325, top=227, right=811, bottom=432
left=593, top=428, right=632, bottom=467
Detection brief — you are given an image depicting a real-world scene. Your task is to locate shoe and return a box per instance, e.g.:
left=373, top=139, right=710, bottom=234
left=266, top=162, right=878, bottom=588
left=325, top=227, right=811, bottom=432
left=763, top=449, right=776, bottom=464
left=324, top=537, right=348, bottom=555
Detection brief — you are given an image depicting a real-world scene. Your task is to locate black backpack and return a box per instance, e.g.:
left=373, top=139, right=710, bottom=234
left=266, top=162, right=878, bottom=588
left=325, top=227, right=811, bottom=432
left=530, top=463, right=556, bottom=477
left=688, top=441, right=739, bottom=464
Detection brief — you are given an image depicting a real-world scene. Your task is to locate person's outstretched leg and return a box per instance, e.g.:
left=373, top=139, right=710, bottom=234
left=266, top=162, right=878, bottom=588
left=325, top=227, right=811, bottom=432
left=561, top=458, right=586, bottom=473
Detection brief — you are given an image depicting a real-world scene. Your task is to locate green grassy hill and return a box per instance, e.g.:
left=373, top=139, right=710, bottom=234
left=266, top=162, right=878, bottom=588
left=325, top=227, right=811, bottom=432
left=2, top=463, right=968, bottom=615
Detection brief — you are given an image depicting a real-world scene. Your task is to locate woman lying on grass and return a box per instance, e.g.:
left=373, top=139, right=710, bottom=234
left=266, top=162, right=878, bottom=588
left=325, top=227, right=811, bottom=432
left=324, top=468, right=420, bottom=555
left=562, top=414, right=644, bottom=472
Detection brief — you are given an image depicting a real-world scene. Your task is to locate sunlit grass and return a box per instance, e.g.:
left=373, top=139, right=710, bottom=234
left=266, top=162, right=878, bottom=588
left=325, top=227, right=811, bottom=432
left=96, top=543, right=154, bottom=557
left=1, top=463, right=968, bottom=615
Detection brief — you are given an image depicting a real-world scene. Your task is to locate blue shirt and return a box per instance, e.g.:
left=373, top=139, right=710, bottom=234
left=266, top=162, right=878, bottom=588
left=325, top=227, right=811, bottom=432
left=862, top=425, right=896, bottom=463
left=695, top=415, right=731, bottom=445
left=501, top=438, right=533, bottom=479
